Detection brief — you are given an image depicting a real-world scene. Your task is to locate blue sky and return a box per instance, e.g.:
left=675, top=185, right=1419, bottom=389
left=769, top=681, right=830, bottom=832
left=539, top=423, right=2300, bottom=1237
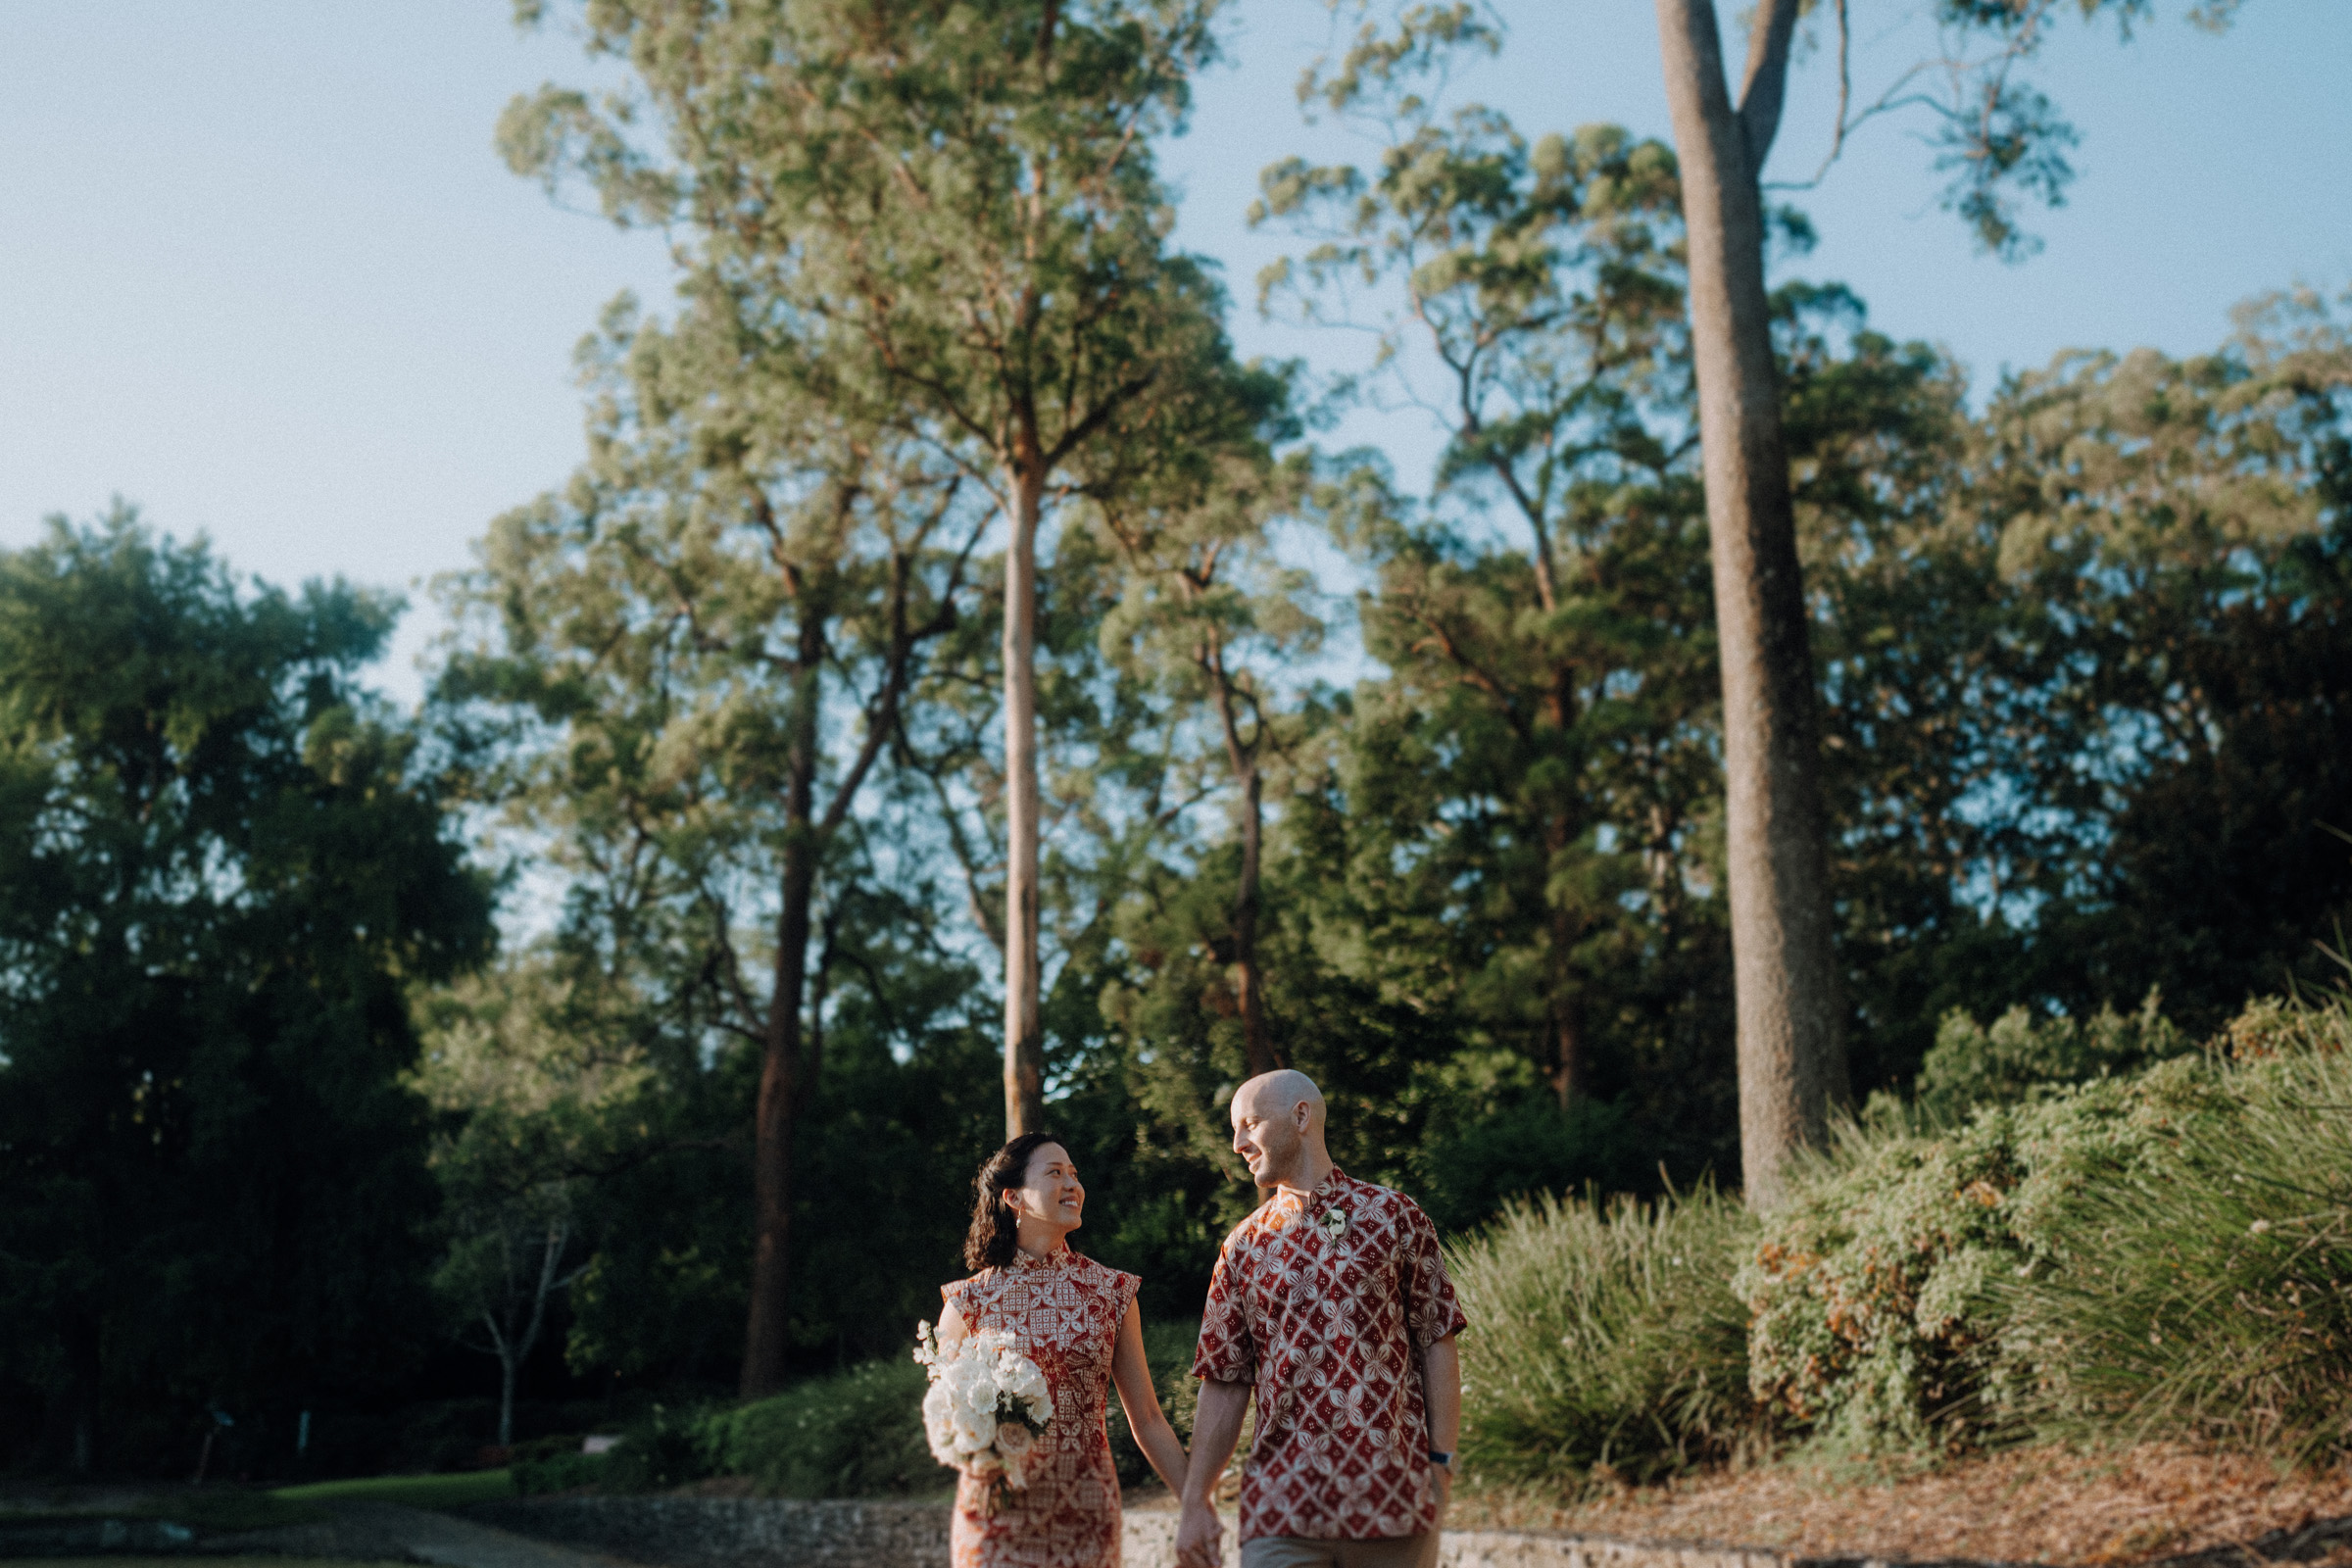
left=4, top=1, right=2346, bottom=705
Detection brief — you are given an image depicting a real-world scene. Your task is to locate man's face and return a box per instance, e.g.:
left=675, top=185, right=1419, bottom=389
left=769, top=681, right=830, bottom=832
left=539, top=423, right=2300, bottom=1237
left=1230, top=1087, right=1301, bottom=1188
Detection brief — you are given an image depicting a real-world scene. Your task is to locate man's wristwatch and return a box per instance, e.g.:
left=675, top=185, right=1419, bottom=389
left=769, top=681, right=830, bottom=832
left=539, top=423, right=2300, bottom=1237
left=1427, top=1449, right=1453, bottom=1470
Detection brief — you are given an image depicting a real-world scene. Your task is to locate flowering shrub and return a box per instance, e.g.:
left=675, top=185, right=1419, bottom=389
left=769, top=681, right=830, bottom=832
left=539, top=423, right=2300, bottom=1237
left=1737, top=1057, right=2224, bottom=1455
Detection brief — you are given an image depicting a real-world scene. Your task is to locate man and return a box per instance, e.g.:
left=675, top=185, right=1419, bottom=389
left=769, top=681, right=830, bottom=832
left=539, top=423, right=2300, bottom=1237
left=1177, top=1070, right=1465, bottom=1568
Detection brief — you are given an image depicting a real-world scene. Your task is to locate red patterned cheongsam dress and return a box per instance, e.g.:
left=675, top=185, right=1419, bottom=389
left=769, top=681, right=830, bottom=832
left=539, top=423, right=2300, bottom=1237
left=942, top=1245, right=1140, bottom=1568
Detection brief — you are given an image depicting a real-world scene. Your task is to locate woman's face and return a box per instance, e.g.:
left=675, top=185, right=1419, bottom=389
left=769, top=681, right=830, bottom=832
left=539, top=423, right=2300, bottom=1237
left=1003, top=1142, right=1085, bottom=1236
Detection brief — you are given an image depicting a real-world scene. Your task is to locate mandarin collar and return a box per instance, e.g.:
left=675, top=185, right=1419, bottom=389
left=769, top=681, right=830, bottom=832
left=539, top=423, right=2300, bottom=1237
left=1008, top=1242, right=1074, bottom=1273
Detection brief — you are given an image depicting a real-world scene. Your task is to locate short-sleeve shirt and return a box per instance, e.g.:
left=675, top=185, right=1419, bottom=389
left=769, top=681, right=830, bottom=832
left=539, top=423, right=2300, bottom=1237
left=1191, top=1168, right=1468, bottom=1543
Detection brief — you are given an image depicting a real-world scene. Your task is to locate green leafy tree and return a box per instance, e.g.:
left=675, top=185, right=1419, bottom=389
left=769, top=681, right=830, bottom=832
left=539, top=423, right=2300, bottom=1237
left=1942, top=288, right=2352, bottom=1031
left=503, top=0, right=1256, bottom=1145
left=412, top=954, right=653, bottom=1447
left=436, top=285, right=989, bottom=1397
left=1255, top=40, right=1721, bottom=1112
left=0, top=511, right=490, bottom=1471
left=1094, top=445, right=1321, bottom=1077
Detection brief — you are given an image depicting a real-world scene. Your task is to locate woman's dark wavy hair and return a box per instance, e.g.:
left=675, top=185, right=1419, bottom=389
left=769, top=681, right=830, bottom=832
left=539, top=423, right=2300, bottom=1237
left=963, top=1131, right=1068, bottom=1272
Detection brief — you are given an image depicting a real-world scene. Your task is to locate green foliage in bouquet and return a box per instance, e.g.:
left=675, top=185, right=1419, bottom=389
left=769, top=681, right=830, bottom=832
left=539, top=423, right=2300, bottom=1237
left=1447, top=1187, right=1757, bottom=1485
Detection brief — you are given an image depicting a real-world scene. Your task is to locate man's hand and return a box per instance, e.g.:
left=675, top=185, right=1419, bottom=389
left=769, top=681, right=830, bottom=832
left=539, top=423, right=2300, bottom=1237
left=1430, top=1463, right=1453, bottom=1513
left=1175, top=1496, right=1224, bottom=1568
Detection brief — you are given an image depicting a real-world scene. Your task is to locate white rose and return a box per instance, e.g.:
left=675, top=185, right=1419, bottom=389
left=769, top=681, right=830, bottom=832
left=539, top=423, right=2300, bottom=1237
left=952, top=1408, right=997, bottom=1454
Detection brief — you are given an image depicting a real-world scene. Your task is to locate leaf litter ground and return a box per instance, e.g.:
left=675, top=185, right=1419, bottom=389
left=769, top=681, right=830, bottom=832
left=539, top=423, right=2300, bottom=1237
left=1446, top=1444, right=2352, bottom=1566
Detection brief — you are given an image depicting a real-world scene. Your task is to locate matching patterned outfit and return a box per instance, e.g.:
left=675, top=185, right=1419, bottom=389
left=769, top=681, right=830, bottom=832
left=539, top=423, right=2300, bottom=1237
left=1191, top=1169, right=1468, bottom=1547
left=943, top=1246, right=1141, bottom=1568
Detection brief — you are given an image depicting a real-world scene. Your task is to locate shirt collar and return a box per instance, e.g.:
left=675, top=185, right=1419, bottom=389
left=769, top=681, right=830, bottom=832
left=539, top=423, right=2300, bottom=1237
left=1272, top=1167, right=1348, bottom=1214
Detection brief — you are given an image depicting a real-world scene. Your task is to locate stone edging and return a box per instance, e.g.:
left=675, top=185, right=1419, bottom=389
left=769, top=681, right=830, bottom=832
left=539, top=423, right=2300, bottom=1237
left=469, top=1495, right=2034, bottom=1568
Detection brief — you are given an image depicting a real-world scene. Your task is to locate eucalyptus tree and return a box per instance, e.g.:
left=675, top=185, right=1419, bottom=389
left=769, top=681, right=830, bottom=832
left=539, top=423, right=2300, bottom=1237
left=1255, top=35, right=1718, bottom=1108
left=1095, top=445, right=1321, bottom=1078
left=436, top=286, right=990, bottom=1397
left=1648, top=0, right=2248, bottom=1201
left=503, top=0, right=1253, bottom=1139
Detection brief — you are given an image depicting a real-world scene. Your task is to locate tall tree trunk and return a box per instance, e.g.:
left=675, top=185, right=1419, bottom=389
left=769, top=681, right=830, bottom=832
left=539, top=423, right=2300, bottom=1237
left=497, top=1346, right=518, bottom=1449
left=1230, top=760, right=1281, bottom=1078
left=741, top=665, right=821, bottom=1397
left=1653, top=0, right=1847, bottom=1208
left=1544, top=812, right=1585, bottom=1109
left=1002, top=466, right=1048, bottom=1137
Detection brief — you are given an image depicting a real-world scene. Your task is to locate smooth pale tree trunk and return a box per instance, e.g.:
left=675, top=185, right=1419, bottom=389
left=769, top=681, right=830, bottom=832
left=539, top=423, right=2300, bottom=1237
left=1229, top=762, right=1282, bottom=1079
left=1003, top=467, right=1048, bottom=1137
left=741, top=662, right=821, bottom=1397
left=1544, top=813, right=1586, bottom=1109
left=1539, top=680, right=1585, bottom=1109
left=1653, top=0, right=1847, bottom=1208
left=1206, top=647, right=1282, bottom=1080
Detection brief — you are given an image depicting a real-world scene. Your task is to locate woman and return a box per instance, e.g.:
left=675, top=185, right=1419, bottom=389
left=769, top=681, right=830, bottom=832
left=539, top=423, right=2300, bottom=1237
left=936, top=1132, right=1189, bottom=1568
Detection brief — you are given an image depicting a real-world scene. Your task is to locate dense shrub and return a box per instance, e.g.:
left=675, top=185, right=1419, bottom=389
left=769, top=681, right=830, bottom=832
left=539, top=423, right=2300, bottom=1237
left=1737, top=1062, right=2223, bottom=1455
left=1447, top=1187, right=1756, bottom=1485
left=2006, top=999, right=2352, bottom=1459
left=512, top=1446, right=612, bottom=1495
left=1913, top=991, right=2188, bottom=1121
left=699, top=1357, right=932, bottom=1497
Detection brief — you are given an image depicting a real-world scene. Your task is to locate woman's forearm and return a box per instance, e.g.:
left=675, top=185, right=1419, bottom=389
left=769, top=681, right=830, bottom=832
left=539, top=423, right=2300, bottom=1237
left=1132, top=1408, right=1189, bottom=1494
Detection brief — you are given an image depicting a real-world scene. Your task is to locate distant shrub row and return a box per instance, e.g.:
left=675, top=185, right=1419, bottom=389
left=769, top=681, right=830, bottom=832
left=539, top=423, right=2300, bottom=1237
left=522, top=987, right=2352, bottom=1500
left=514, top=1316, right=1200, bottom=1498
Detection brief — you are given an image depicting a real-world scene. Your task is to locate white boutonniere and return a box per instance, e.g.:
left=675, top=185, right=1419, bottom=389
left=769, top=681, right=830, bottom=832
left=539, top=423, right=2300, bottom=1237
left=1322, top=1206, right=1349, bottom=1243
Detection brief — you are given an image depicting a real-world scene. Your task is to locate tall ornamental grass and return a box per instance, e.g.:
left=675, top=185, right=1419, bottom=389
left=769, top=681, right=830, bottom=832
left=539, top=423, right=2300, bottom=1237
left=1447, top=1187, right=1757, bottom=1485
left=2007, top=997, right=2352, bottom=1460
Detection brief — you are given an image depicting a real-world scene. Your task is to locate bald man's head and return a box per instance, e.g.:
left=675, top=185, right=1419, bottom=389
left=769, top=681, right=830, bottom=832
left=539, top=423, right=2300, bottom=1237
left=1229, top=1069, right=1331, bottom=1191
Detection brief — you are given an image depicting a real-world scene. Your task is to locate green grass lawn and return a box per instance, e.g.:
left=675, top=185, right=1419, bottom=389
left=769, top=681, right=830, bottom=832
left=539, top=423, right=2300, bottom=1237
left=6, top=1560, right=411, bottom=1568
left=270, top=1471, right=515, bottom=1509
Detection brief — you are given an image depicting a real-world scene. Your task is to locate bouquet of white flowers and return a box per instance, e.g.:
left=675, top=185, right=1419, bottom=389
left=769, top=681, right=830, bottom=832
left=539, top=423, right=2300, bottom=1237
left=913, top=1319, right=1054, bottom=1514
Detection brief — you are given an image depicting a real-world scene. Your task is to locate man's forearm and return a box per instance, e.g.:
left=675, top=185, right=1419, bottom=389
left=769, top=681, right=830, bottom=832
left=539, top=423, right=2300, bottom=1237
left=1420, top=1336, right=1461, bottom=1453
left=1182, top=1378, right=1250, bottom=1505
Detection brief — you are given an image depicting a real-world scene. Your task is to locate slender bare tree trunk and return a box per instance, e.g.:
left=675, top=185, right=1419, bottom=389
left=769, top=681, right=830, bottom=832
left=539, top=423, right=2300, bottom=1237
left=1229, top=761, right=1282, bottom=1078
left=1002, top=466, right=1048, bottom=1137
left=741, top=659, right=821, bottom=1397
left=1544, top=813, right=1585, bottom=1109
left=1653, top=0, right=1846, bottom=1208
left=497, top=1345, right=519, bottom=1450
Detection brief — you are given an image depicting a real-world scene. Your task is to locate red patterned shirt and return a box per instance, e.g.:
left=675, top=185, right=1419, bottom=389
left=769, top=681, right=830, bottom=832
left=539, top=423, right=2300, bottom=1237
left=1191, top=1168, right=1468, bottom=1543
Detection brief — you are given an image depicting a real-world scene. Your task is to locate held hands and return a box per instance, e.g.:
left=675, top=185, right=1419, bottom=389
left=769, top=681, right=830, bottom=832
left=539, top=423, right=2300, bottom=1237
left=1174, top=1496, right=1224, bottom=1568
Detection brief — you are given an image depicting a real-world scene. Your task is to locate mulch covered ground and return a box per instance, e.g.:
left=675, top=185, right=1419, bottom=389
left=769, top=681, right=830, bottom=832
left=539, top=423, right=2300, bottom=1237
left=1447, top=1445, right=2352, bottom=1566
